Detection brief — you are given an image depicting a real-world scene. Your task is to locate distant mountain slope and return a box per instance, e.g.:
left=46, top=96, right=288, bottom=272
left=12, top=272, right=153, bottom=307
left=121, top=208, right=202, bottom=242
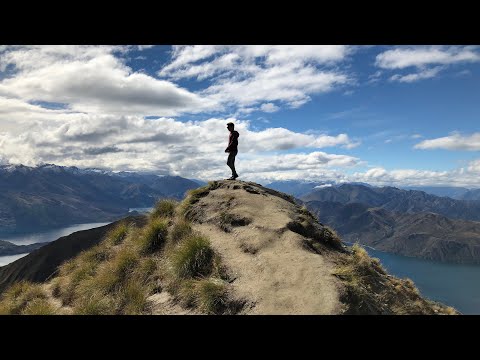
left=0, top=164, right=199, bottom=233
left=0, top=182, right=455, bottom=315
left=306, top=201, right=480, bottom=264
left=301, top=184, right=480, bottom=222
left=266, top=180, right=330, bottom=197
left=0, top=216, right=147, bottom=293
left=461, top=189, right=480, bottom=201
left=401, top=186, right=471, bottom=199
left=0, top=240, right=45, bottom=256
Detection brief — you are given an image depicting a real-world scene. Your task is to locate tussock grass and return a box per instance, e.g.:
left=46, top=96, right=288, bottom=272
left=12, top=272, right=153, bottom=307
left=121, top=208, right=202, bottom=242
left=0, top=281, right=48, bottom=315
left=195, top=278, right=229, bottom=314
left=4, top=183, right=242, bottom=315
left=151, top=199, right=177, bottom=219
left=21, top=298, right=57, bottom=315
left=73, top=292, right=117, bottom=315
left=334, top=243, right=457, bottom=315
left=106, top=223, right=129, bottom=246
left=136, top=218, right=169, bottom=255
left=171, top=234, right=214, bottom=279
left=119, top=280, right=149, bottom=315
left=178, top=181, right=220, bottom=216
left=169, top=218, right=193, bottom=244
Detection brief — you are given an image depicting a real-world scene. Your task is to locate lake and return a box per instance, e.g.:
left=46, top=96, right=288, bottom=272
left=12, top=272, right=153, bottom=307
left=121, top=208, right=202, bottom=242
left=0, top=222, right=110, bottom=266
left=365, top=247, right=480, bottom=315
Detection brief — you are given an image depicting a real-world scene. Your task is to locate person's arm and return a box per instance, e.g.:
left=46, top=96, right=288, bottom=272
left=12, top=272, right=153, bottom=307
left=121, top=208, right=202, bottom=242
left=225, top=133, right=235, bottom=152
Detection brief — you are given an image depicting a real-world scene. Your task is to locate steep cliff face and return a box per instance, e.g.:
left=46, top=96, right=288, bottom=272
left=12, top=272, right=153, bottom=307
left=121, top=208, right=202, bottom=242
left=0, top=181, right=457, bottom=315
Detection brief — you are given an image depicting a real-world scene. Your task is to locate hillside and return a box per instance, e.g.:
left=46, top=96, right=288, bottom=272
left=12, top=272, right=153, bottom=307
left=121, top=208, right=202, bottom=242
left=0, top=240, right=45, bottom=257
left=0, top=164, right=199, bottom=233
left=306, top=201, right=480, bottom=264
left=462, top=189, right=480, bottom=201
left=301, top=184, right=480, bottom=221
left=0, top=216, right=147, bottom=294
left=0, top=181, right=456, bottom=315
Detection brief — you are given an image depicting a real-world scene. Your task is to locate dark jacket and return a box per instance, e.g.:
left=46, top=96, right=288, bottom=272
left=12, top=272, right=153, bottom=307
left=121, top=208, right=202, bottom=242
left=226, top=130, right=239, bottom=152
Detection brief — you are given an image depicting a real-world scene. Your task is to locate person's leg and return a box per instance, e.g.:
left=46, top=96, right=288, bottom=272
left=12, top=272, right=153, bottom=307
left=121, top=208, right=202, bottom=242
left=231, top=151, right=238, bottom=178
left=227, top=151, right=238, bottom=178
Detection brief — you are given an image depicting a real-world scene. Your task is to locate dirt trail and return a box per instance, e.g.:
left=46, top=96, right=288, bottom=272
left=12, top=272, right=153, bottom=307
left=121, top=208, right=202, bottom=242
left=192, top=181, right=345, bottom=315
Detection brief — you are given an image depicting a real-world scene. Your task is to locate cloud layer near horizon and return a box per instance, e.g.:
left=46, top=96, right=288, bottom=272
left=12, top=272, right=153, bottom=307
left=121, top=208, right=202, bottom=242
left=0, top=45, right=479, bottom=187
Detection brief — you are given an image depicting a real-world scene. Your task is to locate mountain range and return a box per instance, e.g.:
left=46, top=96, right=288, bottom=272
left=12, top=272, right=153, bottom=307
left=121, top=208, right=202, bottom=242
left=267, top=180, right=480, bottom=200
left=306, top=201, right=480, bottom=264
left=301, top=184, right=480, bottom=222
left=0, top=181, right=455, bottom=315
left=0, top=164, right=199, bottom=234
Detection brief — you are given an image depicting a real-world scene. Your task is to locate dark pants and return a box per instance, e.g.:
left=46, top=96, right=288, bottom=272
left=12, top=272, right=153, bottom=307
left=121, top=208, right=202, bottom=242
left=227, top=150, right=238, bottom=176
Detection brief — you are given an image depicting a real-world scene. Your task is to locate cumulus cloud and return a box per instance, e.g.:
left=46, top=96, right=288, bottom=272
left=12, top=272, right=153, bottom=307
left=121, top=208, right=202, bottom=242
left=414, top=132, right=480, bottom=151
left=260, top=103, right=280, bottom=113
left=159, top=45, right=353, bottom=111
left=0, top=97, right=359, bottom=180
left=376, top=46, right=480, bottom=83
left=350, top=165, right=480, bottom=188
left=389, top=66, right=443, bottom=83
left=0, top=45, right=214, bottom=116
left=376, top=46, right=480, bottom=69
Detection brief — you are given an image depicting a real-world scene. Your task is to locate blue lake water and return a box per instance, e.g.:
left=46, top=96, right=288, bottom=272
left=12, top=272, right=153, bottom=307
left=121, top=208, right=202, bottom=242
left=129, top=207, right=153, bottom=214
left=364, top=247, right=480, bottom=314
left=0, top=222, right=110, bottom=267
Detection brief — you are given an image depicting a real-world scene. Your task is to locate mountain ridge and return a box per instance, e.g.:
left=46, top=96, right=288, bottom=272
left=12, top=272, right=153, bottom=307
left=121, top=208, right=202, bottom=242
left=306, top=200, right=480, bottom=264
left=0, top=181, right=457, bottom=315
left=0, top=164, right=199, bottom=234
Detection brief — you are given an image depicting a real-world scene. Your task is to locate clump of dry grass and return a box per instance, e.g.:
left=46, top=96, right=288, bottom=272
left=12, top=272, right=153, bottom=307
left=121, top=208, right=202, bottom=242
left=106, top=223, right=129, bottom=246
left=21, top=298, right=57, bottom=315
left=151, top=199, right=177, bottom=219
left=0, top=281, right=50, bottom=315
left=169, top=218, right=193, bottom=244
left=170, top=234, right=214, bottom=279
left=136, top=218, right=169, bottom=255
left=178, top=181, right=220, bottom=217
left=334, top=243, right=458, bottom=315
left=3, top=184, right=243, bottom=316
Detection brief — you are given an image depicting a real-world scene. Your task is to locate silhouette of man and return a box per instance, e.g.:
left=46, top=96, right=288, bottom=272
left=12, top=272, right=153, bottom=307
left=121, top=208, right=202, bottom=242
left=225, top=122, right=239, bottom=180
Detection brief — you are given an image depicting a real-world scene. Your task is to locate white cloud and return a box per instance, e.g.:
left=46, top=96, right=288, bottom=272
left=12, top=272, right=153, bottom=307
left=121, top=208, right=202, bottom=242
left=376, top=46, right=480, bottom=84
left=468, top=160, right=480, bottom=173
left=0, top=97, right=359, bottom=180
left=159, top=45, right=353, bottom=111
left=260, top=103, right=280, bottom=113
left=0, top=45, right=215, bottom=116
left=314, top=184, right=333, bottom=189
left=389, top=66, right=443, bottom=83
left=137, top=45, right=155, bottom=51
left=376, top=46, right=480, bottom=69
left=414, top=132, right=480, bottom=151
left=350, top=165, right=480, bottom=188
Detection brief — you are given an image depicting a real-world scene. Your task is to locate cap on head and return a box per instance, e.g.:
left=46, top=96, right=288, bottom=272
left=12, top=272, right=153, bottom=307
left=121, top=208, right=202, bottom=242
left=226, top=122, right=234, bottom=128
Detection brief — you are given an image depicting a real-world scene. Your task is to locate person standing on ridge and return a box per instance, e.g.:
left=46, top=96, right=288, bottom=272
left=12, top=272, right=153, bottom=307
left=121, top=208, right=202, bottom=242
left=225, top=122, right=239, bottom=180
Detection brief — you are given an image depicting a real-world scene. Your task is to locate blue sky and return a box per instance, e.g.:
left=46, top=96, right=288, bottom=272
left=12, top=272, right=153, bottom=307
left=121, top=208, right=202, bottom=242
left=0, top=45, right=479, bottom=187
